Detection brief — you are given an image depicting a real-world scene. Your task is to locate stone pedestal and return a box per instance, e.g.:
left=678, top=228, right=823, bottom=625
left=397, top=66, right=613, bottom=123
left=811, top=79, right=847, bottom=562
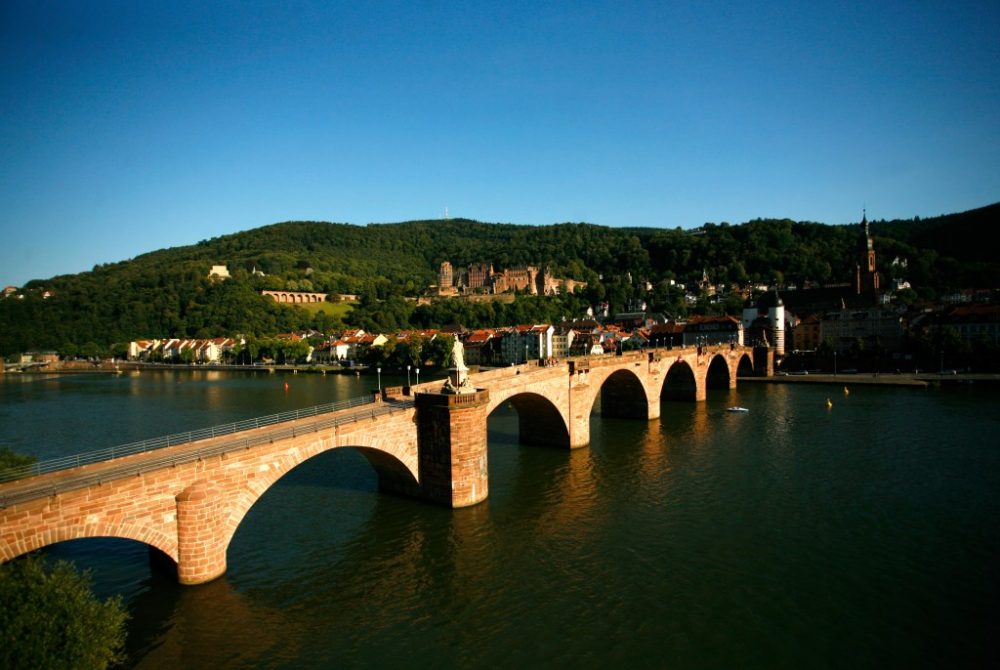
left=414, top=390, right=490, bottom=507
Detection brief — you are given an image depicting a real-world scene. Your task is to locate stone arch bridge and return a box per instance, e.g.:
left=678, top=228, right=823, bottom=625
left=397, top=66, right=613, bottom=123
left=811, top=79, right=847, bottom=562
left=0, top=345, right=770, bottom=584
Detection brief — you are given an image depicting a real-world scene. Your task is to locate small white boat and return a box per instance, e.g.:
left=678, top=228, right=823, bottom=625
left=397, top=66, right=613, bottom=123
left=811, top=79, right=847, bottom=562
left=726, top=406, right=749, bottom=413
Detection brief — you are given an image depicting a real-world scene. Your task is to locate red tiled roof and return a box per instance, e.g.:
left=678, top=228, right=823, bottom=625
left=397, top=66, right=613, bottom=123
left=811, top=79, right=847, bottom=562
left=465, top=331, right=493, bottom=343
left=686, top=315, right=740, bottom=325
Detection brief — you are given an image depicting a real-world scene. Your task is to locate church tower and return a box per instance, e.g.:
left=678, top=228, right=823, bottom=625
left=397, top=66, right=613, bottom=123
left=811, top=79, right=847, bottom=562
left=855, top=211, right=880, bottom=296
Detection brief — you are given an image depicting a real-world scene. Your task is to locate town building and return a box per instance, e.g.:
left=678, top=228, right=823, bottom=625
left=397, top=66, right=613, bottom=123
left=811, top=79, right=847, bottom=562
left=819, top=306, right=905, bottom=352
left=793, top=314, right=822, bottom=351
left=550, top=326, right=576, bottom=359
left=683, top=315, right=744, bottom=347
left=941, top=304, right=1000, bottom=346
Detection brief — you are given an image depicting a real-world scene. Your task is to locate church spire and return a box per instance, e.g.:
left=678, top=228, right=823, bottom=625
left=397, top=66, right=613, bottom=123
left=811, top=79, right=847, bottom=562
left=856, top=209, right=879, bottom=297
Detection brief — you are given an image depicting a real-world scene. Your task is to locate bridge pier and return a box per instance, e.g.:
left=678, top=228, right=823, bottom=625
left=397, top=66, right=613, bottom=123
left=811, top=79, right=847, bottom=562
left=753, top=347, right=775, bottom=377
left=413, top=391, right=490, bottom=508
left=175, top=481, right=228, bottom=585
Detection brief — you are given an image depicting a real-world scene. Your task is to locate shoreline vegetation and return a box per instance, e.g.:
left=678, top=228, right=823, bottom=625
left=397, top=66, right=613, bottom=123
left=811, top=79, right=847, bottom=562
left=6, top=361, right=999, bottom=388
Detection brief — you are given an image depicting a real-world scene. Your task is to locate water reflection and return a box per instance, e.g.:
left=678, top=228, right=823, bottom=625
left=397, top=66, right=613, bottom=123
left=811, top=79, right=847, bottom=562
left=637, top=417, right=671, bottom=479
left=8, top=374, right=1000, bottom=668
left=134, top=576, right=297, bottom=669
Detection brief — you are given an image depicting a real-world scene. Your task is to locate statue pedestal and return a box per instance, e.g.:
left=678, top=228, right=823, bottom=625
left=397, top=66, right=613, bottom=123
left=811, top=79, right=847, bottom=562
left=446, top=366, right=475, bottom=394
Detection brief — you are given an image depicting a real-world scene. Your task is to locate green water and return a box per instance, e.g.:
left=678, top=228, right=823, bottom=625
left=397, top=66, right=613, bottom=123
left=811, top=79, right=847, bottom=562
left=2, top=372, right=998, bottom=668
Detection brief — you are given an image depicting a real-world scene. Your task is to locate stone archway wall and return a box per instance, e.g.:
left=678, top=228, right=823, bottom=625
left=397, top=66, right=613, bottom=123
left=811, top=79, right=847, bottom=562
left=507, top=393, right=571, bottom=446
left=486, top=384, right=571, bottom=448
left=0, top=407, right=419, bottom=584
left=218, top=410, right=420, bottom=553
left=0, top=508, right=179, bottom=565
left=599, top=369, right=650, bottom=419
left=662, top=360, right=699, bottom=401
left=260, top=290, right=329, bottom=304
left=706, top=354, right=732, bottom=390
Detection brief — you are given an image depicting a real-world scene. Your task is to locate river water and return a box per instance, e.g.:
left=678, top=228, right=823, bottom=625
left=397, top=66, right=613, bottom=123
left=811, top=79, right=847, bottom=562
left=2, top=370, right=998, bottom=668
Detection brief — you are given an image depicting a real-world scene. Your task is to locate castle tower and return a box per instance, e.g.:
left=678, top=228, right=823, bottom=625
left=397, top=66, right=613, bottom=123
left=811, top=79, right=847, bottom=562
left=855, top=211, right=880, bottom=296
left=439, top=261, right=453, bottom=289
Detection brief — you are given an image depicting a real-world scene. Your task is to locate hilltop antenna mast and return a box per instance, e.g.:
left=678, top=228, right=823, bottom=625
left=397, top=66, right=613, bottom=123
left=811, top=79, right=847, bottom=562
left=445, top=206, right=450, bottom=220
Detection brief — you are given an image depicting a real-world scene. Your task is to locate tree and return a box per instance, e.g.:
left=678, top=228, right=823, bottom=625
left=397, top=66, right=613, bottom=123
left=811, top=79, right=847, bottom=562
left=425, top=334, right=455, bottom=368
left=0, top=555, right=129, bottom=669
left=78, top=342, right=102, bottom=360
left=0, top=447, right=36, bottom=482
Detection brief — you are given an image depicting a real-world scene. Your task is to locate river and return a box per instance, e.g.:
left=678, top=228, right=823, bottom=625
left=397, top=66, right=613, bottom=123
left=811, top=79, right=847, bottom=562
left=1, top=370, right=998, bottom=668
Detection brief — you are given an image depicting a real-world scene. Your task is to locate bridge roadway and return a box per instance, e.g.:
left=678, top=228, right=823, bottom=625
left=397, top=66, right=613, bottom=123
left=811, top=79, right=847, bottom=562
left=0, top=345, right=770, bottom=584
left=0, top=395, right=416, bottom=509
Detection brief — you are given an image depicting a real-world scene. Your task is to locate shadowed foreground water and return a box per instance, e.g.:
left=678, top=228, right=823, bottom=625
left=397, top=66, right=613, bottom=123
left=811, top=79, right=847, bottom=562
left=2, top=372, right=998, bottom=668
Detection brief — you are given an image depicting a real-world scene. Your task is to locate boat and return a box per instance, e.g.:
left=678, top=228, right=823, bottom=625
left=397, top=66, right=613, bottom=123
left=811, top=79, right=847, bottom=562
left=726, top=406, right=749, bottom=413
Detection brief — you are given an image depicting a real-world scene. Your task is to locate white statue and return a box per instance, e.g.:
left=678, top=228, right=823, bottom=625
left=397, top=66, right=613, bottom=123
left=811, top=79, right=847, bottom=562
left=451, top=337, right=467, bottom=371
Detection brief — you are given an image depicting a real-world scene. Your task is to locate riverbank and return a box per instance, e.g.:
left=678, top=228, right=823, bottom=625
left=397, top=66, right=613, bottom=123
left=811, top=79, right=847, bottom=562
left=742, top=372, right=1000, bottom=388
left=3, top=361, right=370, bottom=376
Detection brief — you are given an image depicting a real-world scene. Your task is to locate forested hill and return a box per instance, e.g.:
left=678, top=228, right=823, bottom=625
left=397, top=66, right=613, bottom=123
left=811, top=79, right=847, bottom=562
left=1, top=203, right=998, bottom=354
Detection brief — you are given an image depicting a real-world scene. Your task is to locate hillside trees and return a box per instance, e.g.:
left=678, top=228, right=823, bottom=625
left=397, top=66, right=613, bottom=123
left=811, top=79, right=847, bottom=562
left=1, top=204, right=997, bottom=354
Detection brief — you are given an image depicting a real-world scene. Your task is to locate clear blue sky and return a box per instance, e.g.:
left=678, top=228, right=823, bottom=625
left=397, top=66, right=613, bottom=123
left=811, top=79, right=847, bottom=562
left=2, top=1, right=998, bottom=286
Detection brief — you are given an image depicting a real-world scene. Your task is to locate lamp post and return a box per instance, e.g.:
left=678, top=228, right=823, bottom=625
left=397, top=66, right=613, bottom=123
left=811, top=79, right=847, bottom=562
left=415, top=368, right=420, bottom=385
left=834, top=350, right=837, bottom=376
left=525, top=343, right=529, bottom=365
left=376, top=367, right=381, bottom=391
left=407, top=364, right=411, bottom=387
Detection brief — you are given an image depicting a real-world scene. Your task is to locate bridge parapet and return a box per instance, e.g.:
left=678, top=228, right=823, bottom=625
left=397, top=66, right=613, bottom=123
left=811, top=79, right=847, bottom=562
left=414, top=389, right=490, bottom=408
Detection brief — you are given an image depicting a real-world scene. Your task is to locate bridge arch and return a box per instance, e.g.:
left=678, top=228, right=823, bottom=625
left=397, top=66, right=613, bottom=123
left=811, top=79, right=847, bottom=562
left=594, top=368, right=651, bottom=420
left=736, top=352, right=754, bottom=377
left=219, top=440, right=420, bottom=555
left=487, top=391, right=570, bottom=448
left=0, top=517, right=178, bottom=565
left=662, top=360, right=698, bottom=401
left=706, top=354, right=732, bottom=390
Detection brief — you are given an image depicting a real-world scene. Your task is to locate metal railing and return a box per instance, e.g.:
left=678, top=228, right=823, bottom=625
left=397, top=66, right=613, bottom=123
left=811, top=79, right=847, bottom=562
left=0, top=393, right=380, bottom=484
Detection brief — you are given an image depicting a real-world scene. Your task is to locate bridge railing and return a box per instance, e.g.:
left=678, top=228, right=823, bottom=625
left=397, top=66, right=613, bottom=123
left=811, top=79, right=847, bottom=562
left=0, top=393, right=378, bottom=484
left=0, top=397, right=417, bottom=508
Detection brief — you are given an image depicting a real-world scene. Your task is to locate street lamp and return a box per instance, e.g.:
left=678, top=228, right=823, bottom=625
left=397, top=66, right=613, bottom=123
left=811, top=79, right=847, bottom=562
left=525, top=343, right=529, bottom=365
left=376, top=367, right=381, bottom=391
left=407, top=364, right=411, bottom=387
left=415, top=367, right=420, bottom=385
left=834, top=350, right=837, bottom=376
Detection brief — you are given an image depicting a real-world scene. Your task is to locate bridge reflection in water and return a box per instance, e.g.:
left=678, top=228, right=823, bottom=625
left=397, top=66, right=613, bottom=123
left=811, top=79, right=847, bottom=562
left=0, top=346, right=770, bottom=584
